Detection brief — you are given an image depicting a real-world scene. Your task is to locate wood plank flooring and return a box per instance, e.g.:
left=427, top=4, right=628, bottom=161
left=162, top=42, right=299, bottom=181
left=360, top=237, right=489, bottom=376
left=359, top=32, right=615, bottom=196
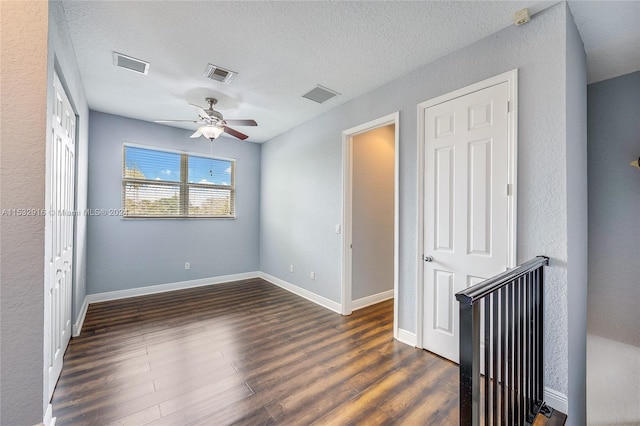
left=52, top=278, right=459, bottom=425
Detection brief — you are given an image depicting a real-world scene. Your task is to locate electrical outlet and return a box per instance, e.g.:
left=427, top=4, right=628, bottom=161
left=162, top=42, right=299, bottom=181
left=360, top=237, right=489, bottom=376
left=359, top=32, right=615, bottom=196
left=289, top=264, right=294, bottom=273
left=185, top=262, right=190, bottom=270
left=310, top=271, right=316, bottom=280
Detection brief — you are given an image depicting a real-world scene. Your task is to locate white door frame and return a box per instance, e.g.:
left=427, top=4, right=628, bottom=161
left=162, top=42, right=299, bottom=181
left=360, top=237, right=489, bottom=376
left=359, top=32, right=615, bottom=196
left=416, top=69, right=518, bottom=349
left=44, top=70, right=77, bottom=417
left=342, top=112, right=400, bottom=335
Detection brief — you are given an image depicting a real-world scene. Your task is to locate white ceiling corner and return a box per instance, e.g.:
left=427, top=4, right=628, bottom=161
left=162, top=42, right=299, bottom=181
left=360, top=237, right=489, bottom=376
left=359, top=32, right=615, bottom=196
left=568, top=0, right=640, bottom=84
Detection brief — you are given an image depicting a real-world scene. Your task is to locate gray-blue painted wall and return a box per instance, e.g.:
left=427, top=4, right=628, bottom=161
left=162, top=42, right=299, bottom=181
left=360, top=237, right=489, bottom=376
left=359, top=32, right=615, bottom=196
left=565, top=6, right=588, bottom=424
left=587, top=71, right=640, bottom=347
left=86, top=112, right=261, bottom=294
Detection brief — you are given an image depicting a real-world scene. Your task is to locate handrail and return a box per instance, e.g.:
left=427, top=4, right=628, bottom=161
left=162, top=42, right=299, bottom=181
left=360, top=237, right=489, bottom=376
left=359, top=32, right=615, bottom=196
left=455, top=256, right=549, bottom=305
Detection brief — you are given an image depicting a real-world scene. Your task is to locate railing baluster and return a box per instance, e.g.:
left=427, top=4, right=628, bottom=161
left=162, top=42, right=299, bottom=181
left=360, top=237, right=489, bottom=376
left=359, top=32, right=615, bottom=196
left=523, top=276, right=528, bottom=424
left=460, top=302, right=481, bottom=425
left=485, top=298, right=490, bottom=425
left=531, top=271, right=538, bottom=404
left=536, top=268, right=542, bottom=402
left=498, top=288, right=507, bottom=425
left=524, top=273, right=528, bottom=422
left=526, top=272, right=534, bottom=423
left=507, top=282, right=513, bottom=425
left=500, top=286, right=506, bottom=425
left=538, top=267, right=545, bottom=402
left=492, top=292, right=498, bottom=425
left=520, top=276, right=525, bottom=425
left=515, top=276, right=521, bottom=424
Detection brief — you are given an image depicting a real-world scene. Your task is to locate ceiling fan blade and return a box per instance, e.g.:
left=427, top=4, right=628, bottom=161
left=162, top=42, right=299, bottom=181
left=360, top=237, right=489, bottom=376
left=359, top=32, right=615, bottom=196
left=155, top=119, right=201, bottom=123
left=224, top=119, right=258, bottom=127
left=190, top=129, right=203, bottom=139
left=189, top=103, right=212, bottom=121
left=223, top=126, right=249, bottom=140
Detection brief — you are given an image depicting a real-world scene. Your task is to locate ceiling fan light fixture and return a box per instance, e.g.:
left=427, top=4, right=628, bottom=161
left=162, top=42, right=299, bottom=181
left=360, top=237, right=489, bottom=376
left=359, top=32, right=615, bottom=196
left=159, top=98, right=255, bottom=141
left=201, top=125, right=224, bottom=140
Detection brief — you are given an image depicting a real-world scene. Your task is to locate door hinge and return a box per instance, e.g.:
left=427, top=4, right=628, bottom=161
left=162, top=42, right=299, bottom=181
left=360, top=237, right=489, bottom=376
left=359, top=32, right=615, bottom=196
left=506, top=183, right=512, bottom=196
left=507, top=101, right=511, bottom=113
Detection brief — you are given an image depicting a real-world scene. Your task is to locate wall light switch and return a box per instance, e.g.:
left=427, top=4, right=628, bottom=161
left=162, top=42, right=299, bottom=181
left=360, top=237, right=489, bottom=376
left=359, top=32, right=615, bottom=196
left=335, top=224, right=341, bottom=234
left=289, top=264, right=294, bottom=273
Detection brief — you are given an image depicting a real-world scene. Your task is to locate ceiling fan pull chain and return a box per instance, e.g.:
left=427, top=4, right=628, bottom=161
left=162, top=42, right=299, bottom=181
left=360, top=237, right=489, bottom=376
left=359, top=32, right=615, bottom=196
left=210, top=144, right=214, bottom=176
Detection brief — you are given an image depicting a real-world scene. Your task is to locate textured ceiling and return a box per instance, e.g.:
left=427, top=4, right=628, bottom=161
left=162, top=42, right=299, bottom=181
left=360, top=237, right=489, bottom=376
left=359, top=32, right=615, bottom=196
left=568, top=0, right=640, bottom=84
left=61, top=1, right=639, bottom=143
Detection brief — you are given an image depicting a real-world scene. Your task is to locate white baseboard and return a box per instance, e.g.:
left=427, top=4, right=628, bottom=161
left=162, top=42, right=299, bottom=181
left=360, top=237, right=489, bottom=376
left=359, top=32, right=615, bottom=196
left=72, top=297, right=89, bottom=337
left=73, top=271, right=343, bottom=336
left=544, top=386, right=568, bottom=414
left=72, top=272, right=260, bottom=335
left=396, top=328, right=417, bottom=347
left=351, top=289, right=394, bottom=311
left=259, top=272, right=342, bottom=314
left=86, top=272, right=260, bottom=304
left=41, top=403, right=55, bottom=426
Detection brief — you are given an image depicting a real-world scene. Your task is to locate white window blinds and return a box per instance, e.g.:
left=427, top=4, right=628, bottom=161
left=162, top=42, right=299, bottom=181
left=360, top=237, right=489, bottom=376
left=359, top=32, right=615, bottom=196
left=122, top=145, right=235, bottom=218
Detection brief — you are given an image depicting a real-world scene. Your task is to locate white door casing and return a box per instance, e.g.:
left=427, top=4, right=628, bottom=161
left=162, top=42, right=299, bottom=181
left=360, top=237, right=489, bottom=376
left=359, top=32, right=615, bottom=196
left=418, top=70, right=517, bottom=363
left=46, top=72, right=75, bottom=400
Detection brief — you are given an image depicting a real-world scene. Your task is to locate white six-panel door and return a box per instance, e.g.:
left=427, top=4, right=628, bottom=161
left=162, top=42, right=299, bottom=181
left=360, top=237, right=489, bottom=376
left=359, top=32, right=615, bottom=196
left=422, top=81, right=511, bottom=363
left=46, top=72, right=75, bottom=399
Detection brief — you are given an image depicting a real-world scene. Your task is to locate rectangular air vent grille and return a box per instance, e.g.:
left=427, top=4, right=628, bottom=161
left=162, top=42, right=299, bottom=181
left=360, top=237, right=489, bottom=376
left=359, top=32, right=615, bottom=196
left=203, top=64, right=237, bottom=84
left=302, top=85, right=340, bottom=103
left=113, top=52, right=149, bottom=75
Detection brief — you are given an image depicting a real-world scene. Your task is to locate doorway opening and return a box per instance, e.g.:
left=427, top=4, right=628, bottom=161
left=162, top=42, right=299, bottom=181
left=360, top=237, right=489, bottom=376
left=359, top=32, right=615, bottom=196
left=342, top=112, right=399, bottom=338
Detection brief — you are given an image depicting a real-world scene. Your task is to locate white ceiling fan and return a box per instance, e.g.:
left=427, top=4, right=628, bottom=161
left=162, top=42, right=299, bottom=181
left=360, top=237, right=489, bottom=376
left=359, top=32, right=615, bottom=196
left=155, top=98, right=257, bottom=141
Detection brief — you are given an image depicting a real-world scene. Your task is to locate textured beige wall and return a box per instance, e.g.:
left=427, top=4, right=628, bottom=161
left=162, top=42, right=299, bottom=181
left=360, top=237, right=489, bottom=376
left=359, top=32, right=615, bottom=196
left=0, top=2, right=49, bottom=424
left=351, top=125, right=395, bottom=301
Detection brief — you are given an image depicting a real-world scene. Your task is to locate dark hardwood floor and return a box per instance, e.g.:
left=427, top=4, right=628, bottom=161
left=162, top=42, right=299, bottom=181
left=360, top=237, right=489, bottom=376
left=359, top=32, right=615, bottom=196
left=52, top=278, right=459, bottom=425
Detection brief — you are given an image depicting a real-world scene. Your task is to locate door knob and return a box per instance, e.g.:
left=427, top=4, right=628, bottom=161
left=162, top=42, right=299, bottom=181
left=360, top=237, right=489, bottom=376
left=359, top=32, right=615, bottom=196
left=424, top=255, right=434, bottom=262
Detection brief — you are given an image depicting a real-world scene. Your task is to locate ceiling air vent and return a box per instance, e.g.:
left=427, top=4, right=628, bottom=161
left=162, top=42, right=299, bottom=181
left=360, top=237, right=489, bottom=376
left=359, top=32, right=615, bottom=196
left=302, top=85, right=340, bottom=104
left=112, top=52, right=149, bottom=75
left=203, top=64, right=237, bottom=84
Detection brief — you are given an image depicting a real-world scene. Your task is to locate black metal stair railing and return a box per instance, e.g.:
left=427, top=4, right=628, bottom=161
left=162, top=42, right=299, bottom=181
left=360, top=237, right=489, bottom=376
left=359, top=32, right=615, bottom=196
left=455, top=256, right=549, bottom=426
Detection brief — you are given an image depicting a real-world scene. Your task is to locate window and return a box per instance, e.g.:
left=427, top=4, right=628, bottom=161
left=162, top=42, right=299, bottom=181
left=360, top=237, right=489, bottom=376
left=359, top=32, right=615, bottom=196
left=122, top=145, right=235, bottom=218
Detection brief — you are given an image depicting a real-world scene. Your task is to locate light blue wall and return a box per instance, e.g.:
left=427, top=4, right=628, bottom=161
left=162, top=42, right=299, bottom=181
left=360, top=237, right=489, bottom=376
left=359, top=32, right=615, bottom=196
left=86, top=112, right=261, bottom=294
left=261, top=2, right=581, bottom=400
left=565, top=6, right=588, bottom=424
left=587, top=71, right=640, bottom=346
